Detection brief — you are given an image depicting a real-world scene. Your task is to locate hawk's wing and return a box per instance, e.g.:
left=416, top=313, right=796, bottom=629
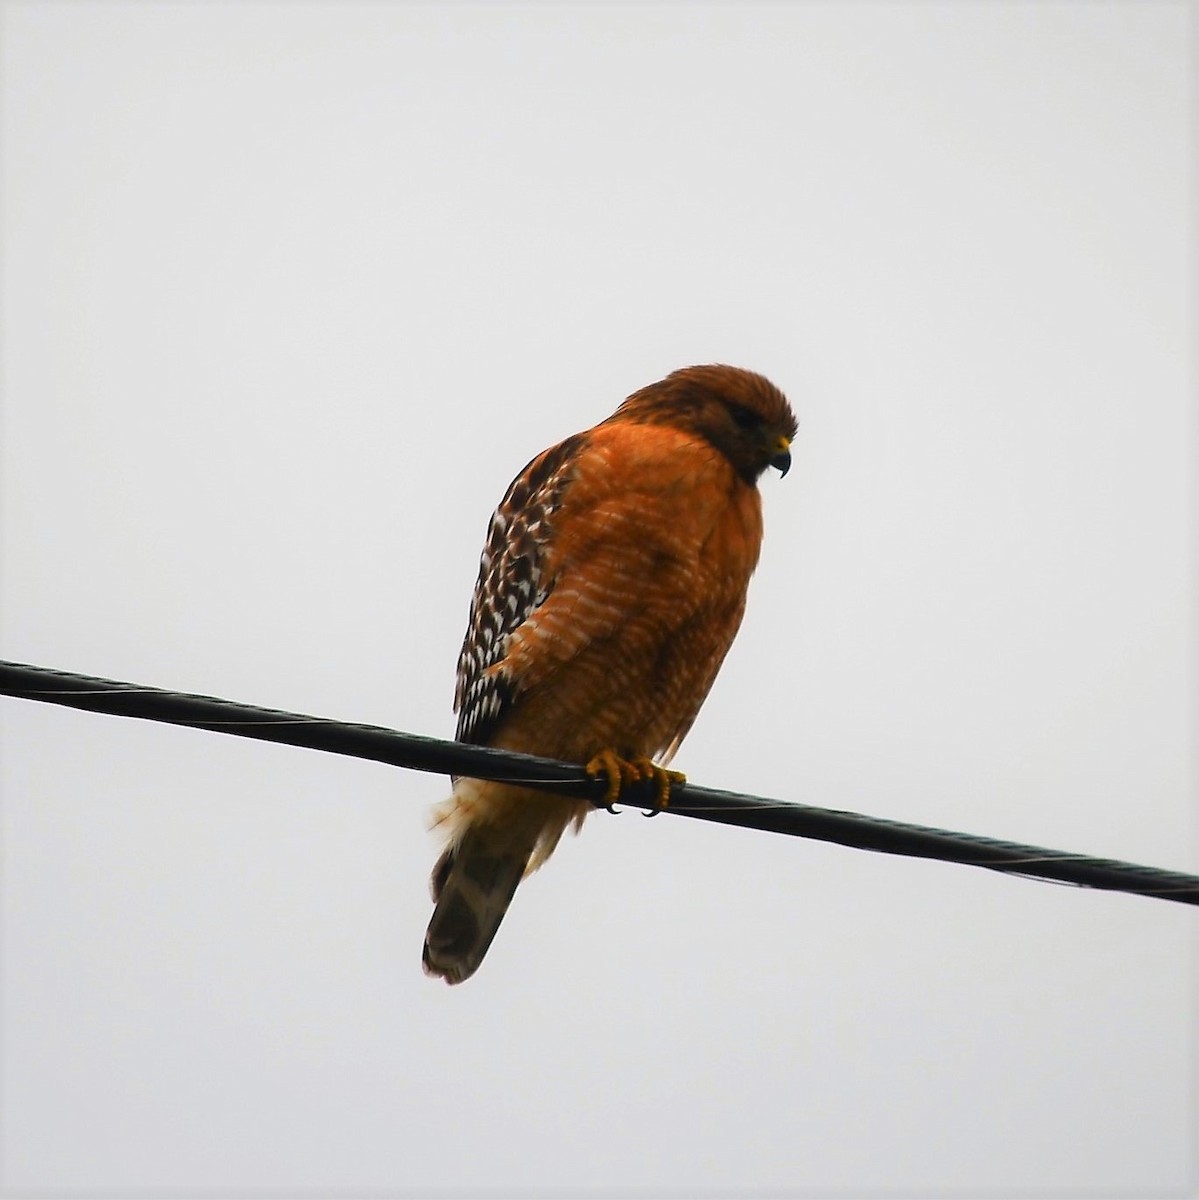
left=453, top=432, right=586, bottom=747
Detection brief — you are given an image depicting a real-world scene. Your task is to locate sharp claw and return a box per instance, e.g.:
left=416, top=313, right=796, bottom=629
left=586, top=749, right=625, bottom=814
left=641, top=763, right=683, bottom=816
left=585, top=750, right=686, bottom=817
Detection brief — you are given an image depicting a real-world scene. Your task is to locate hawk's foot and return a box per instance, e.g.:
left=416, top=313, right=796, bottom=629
left=585, top=749, right=685, bottom=816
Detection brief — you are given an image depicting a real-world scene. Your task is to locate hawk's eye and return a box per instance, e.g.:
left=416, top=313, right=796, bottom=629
left=729, top=405, right=759, bottom=430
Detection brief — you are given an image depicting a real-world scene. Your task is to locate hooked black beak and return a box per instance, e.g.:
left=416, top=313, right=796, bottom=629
left=769, top=436, right=792, bottom=477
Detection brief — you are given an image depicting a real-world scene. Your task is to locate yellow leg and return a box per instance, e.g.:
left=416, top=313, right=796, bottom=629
left=585, top=749, right=686, bottom=814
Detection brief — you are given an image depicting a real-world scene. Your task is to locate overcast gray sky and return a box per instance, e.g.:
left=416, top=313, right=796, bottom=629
left=1, top=2, right=1193, bottom=1196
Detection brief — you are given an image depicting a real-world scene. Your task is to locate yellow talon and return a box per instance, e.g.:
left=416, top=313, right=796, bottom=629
left=585, top=748, right=625, bottom=811
left=585, top=749, right=685, bottom=814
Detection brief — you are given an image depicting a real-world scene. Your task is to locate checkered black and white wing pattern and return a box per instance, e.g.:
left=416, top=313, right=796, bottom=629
left=453, top=432, right=586, bottom=748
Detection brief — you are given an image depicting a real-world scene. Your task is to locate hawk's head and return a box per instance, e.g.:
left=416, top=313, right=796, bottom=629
left=613, top=364, right=797, bottom=484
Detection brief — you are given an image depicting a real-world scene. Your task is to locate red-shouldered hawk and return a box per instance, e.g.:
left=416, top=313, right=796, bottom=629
left=424, top=364, right=797, bottom=984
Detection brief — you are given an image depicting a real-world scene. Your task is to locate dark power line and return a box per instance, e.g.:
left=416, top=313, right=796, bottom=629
left=2, top=658, right=1196, bottom=907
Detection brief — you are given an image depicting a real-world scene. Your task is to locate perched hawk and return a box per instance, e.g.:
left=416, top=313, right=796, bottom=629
left=424, top=365, right=797, bottom=983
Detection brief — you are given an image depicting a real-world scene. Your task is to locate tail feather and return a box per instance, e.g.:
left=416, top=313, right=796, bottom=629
left=422, top=826, right=532, bottom=985
left=422, top=780, right=588, bottom=984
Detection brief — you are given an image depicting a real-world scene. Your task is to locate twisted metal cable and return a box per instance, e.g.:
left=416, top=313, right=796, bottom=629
left=2, top=659, right=1196, bottom=906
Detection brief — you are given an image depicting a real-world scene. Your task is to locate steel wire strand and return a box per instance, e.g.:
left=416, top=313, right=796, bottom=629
left=2, top=659, right=1196, bottom=906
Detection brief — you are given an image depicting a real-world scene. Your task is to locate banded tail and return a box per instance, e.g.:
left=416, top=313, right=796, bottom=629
left=422, top=781, right=586, bottom=985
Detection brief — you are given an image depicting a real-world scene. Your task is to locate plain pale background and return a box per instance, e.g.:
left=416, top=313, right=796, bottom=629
left=1, top=1, right=1193, bottom=1195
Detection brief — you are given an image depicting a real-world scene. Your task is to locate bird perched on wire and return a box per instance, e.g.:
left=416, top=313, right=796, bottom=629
left=423, top=364, right=797, bottom=984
